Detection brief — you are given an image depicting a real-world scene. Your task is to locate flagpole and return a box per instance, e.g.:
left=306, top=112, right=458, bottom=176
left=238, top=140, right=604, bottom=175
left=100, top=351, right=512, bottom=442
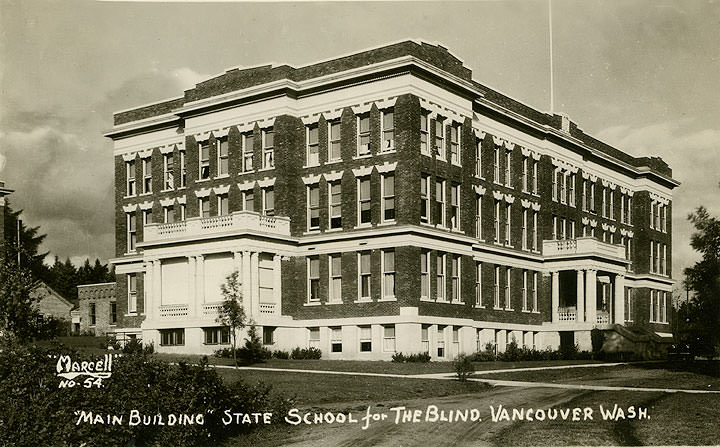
left=549, top=0, right=555, bottom=114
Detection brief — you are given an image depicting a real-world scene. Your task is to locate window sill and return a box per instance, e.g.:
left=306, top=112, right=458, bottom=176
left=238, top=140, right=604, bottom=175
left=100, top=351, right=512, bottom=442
left=195, top=178, right=211, bottom=183
left=378, top=297, right=397, bottom=302
left=214, top=174, right=230, bottom=180
left=303, top=229, right=321, bottom=235
left=493, top=307, right=503, bottom=311
left=451, top=301, right=464, bottom=305
left=139, top=192, right=153, bottom=197
left=504, top=307, right=514, bottom=312
left=451, top=161, right=462, bottom=168
left=258, top=166, right=275, bottom=172
left=474, top=305, right=485, bottom=309
left=532, top=311, right=541, bottom=314
left=474, top=175, right=486, bottom=181
left=124, top=195, right=137, bottom=199
left=239, top=170, right=256, bottom=175
left=326, top=159, right=343, bottom=165
left=354, top=299, right=372, bottom=304
left=302, top=164, right=321, bottom=169
left=160, top=188, right=174, bottom=193
left=378, top=149, right=396, bottom=155
left=326, top=301, right=343, bottom=305
left=420, top=297, right=433, bottom=302
left=354, top=223, right=372, bottom=230
left=304, top=302, right=321, bottom=307
left=353, top=154, right=372, bottom=160
left=124, top=313, right=138, bottom=317
left=378, top=221, right=396, bottom=226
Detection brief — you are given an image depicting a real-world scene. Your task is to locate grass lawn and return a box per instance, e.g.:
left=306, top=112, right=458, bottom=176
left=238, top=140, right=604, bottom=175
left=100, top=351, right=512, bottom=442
left=494, top=361, right=720, bottom=390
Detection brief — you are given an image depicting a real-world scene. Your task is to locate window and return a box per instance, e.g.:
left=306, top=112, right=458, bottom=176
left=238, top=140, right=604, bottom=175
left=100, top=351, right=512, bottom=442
left=163, top=153, right=174, bottom=190
left=331, top=327, right=342, bottom=353
left=89, top=303, right=96, bottom=326
left=204, top=327, right=230, bottom=345
left=435, top=178, right=446, bottom=226
left=522, top=208, right=528, bottom=250
left=650, top=202, right=655, bottom=229
left=420, top=250, right=430, bottom=299
left=307, top=125, right=319, bottom=165
left=357, top=114, right=370, bottom=155
left=434, top=119, right=445, bottom=158
left=381, top=109, right=394, bottom=151
left=532, top=210, right=538, bottom=251
left=569, top=173, right=576, bottom=206
left=217, top=137, right=229, bottom=175
left=449, top=184, right=460, bottom=230
left=609, top=188, right=614, bottom=219
left=217, top=194, right=229, bottom=216
left=142, top=158, right=152, bottom=193
left=243, top=132, right=254, bottom=172
left=382, top=173, right=395, bottom=222
left=110, top=302, right=117, bottom=324
left=309, top=327, right=320, bottom=349
left=494, top=199, right=501, bottom=243
left=163, top=206, right=174, bottom=224
left=493, top=266, right=500, bottom=308
left=475, top=138, right=482, bottom=176
left=359, top=252, right=371, bottom=300
left=329, top=254, right=342, bottom=303
left=582, top=180, right=588, bottom=211
left=180, top=204, right=186, bottom=221
left=522, top=156, right=529, bottom=192
left=552, top=215, right=558, bottom=240
left=127, top=212, right=137, bottom=252
left=505, top=203, right=511, bottom=245
left=329, top=182, right=342, bottom=229
left=450, top=124, right=460, bottom=164
left=532, top=159, right=538, bottom=194
left=179, top=151, right=186, bottom=188
left=494, top=146, right=500, bottom=183
left=475, top=262, right=482, bottom=307
left=453, top=326, right=460, bottom=352
left=532, top=272, right=538, bottom=312
left=559, top=172, right=566, bottom=204
left=383, top=325, right=396, bottom=352
left=199, top=197, right=210, bottom=218
left=621, top=195, right=626, bottom=223
left=602, top=187, right=608, bottom=217
left=306, top=184, right=320, bottom=230
left=308, top=256, right=320, bottom=302
left=505, top=267, right=511, bottom=309
left=262, top=128, right=274, bottom=169
left=263, top=187, right=274, bottom=216
left=328, top=120, right=341, bottom=161
left=590, top=183, right=596, bottom=213
left=143, top=209, right=153, bottom=227
left=382, top=250, right=395, bottom=298
left=420, top=174, right=430, bottom=223
left=625, top=288, right=633, bottom=322
left=243, top=190, right=254, bottom=212
left=359, top=326, right=372, bottom=352
left=262, top=327, right=275, bottom=345
left=650, top=290, right=656, bottom=322
left=160, top=329, right=184, bottom=346
left=436, top=252, right=446, bottom=301
left=421, top=325, right=430, bottom=353
left=522, top=270, right=528, bottom=311
left=451, top=255, right=461, bottom=302
left=126, top=159, right=136, bottom=196
left=437, top=326, right=446, bottom=358
left=627, top=196, right=632, bottom=223
left=199, top=142, right=210, bottom=179
left=420, top=113, right=429, bottom=154
left=505, top=149, right=512, bottom=187
left=475, top=194, right=483, bottom=239
left=128, top=274, right=137, bottom=314
left=358, top=177, right=371, bottom=225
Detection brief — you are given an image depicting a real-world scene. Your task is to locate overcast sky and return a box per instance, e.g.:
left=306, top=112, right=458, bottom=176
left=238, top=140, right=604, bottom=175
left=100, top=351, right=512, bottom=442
left=1, top=0, right=718, bottom=290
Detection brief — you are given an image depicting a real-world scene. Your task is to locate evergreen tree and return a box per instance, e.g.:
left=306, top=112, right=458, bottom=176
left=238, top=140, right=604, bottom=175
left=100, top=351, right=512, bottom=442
left=2, top=203, right=50, bottom=282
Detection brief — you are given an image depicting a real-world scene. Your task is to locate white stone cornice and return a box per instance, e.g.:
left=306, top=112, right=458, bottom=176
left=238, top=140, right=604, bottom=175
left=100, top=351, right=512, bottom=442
left=256, top=177, right=275, bottom=188
left=213, top=184, right=231, bottom=195
left=472, top=185, right=486, bottom=195
left=194, top=188, right=211, bottom=198
left=302, top=174, right=322, bottom=185
left=235, top=122, right=255, bottom=133
left=138, top=148, right=153, bottom=159
left=376, top=97, right=398, bottom=110
left=122, top=204, right=138, bottom=213
left=138, top=201, right=154, bottom=210
left=237, top=181, right=255, bottom=191
left=122, top=152, right=136, bottom=162
left=258, top=116, right=276, bottom=127
left=301, top=114, right=320, bottom=125
left=473, top=128, right=487, bottom=140
left=627, top=230, right=634, bottom=238
left=324, top=170, right=344, bottom=182
left=159, top=197, right=174, bottom=207
left=159, top=144, right=175, bottom=155
left=375, top=161, right=397, bottom=173
left=320, top=109, right=343, bottom=121
left=620, top=228, right=628, bottom=236
left=194, top=131, right=211, bottom=142
left=352, top=165, right=374, bottom=177
left=351, top=102, right=373, bottom=115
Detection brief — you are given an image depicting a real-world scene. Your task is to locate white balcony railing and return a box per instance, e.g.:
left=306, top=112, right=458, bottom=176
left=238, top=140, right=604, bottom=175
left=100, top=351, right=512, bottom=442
left=558, top=307, right=577, bottom=321
left=596, top=312, right=610, bottom=324
left=543, top=237, right=626, bottom=260
left=259, top=303, right=278, bottom=315
left=202, top=302, right=223, bottom=317
left=159, top=304, right=189, bottom=319
left=143, top=211, right=291, bottom=243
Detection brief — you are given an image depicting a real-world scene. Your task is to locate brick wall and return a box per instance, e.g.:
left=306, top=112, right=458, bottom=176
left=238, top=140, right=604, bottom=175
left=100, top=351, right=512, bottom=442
left=77, top=283, right=117, bottom=336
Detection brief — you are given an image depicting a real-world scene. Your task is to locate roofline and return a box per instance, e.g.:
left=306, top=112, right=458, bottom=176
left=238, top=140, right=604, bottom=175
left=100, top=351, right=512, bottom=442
left=77, top=282, right=117, bottom=288
left=30, top=281, right=74, bottom=308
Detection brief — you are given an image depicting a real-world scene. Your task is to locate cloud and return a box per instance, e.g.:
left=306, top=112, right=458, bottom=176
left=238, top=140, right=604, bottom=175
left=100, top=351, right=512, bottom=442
left=596, top=121, right=720, bottom=283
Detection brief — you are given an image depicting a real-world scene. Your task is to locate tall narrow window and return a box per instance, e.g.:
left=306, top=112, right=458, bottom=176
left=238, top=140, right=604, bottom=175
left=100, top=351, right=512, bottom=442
left=627, top=196, right=632, bottom=223
left=621, top=194, right=626, bottom=223
left=329, top=254, right=342, bottom=303
left=505, top=202, right=511, bottom=245
left=382, top=250, right=395, bottom=298
left=217, top=194, right=229, bottom=216
left=475, top=262, right=482, bottom=307
left=420, top=250, right=430, bottom=299
left=609, top=189, right=615, bottom=219
left=475, top=194, right=483, bottom=239
left=309, top=328, right=320, bottom=349
left=475, top=138, right=482, bottom=177
left=522, top=208, right=528, bottom=250
left=243, top=190, right=254, bottom=212
left=199, top=197, right=210, bottom=218
left=126, top=159, right=136, bottom=196
left=532, top=272, right=538, bottom=312
left=590, top=183, right=596, bottom=213
left=532, top=210, right=538, bottom=251
left=582, top=180, right=588, bottom=211
left=89, top=303, right=96, bottom=326
left=552, top=169, right=558, bottom=201
left=449, top=183, right=460, bottom=230
left=434, top=119, right=445, bottom=158
left=308, top=257, right=319, bottom=302
left=532, top=159, right=538, bottom=194
left=128, top=274, right=137, bottom=314
left=263, top=187, right=274, bottom=216
left=382, top=109, right=394, bottom=151
left=328, top=120, right=341, bottom=161
left=331, top=327, right=342, bottom=353
left=420, top=174, right=430, bottom=223
left=522, top=270, right=528, bottom=311
left=494, top=266, right=500, bottom=308
left=494, top=199, right=501, bottom=243
left=559, top=171, right=566, bottom=204
left=522, top=156, right=529, bottom=192
left=552, top=215, right=558, bottom=240
left=199, top=142, right=210, bottom=179
left=494, top=146, right=500, bottom=183
left=421, top=325, right=430, bottom=353
left=382, top=173, right=395, bottom=222
left=357, top=114, right=370, bottom=155
left=163, top=153, right=174, bottom=190
left=127, top=212, right=136, bottom=252
left=383, top=325, right=396, bottom=352
left=505, top=267, right=511, bottom=309
left=180, top=204, right=186, bottom=221
left=243, top=132, right=254, bottom=172
left=420, top=113, right=429, bottom=154
left=359, top=251, right=371, bottom=300
left=505, top=149, right=512, bottom=187
left=306, top=125, right=319, bottom=166
left=602, top=187, right=608, bottom=218
left=163, top=206, right=174, bottom=224
left=450, top=124, right=460, bottom=164
left=569, top=173, right=576, bottom=206
left=435, top=178, right=446, bottom=226
left=308, top=184, right=320, bottom=230
left=451, top=255, right=460, bottom=302
left=143, top=209, right=153, bottom=227
left=142, top=158, right=152, bottom=193
left=179, top=151, right=186, bottom=188
left=358, top=177, right=371, bottom=225
left=436, top=253, right=446, bottom=301
left=360, top=326, right=372, bottom=352
left=110, top=302, right=117, bottom=324
left=329, top=182, right=342, bottom=229
left=262, top=128, right=274, bottom=169
left=217, top=137, right=229, bottom=175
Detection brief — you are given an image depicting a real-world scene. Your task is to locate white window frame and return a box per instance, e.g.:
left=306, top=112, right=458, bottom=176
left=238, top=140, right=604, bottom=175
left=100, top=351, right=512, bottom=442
left=358, top=251, right=372, bottom=301
left=262, top=128, right=274, bottom=169
left=382, top=250, right=395, bottom=299
left=381, top=173, right=395, bottom=223
left=262, top=187, right=274, bottom=216
left=609, top=188, right=615, bottom=220
left=569, top=173, right=576, bottom=206
left=451, top=255, right=461, bottom=302
left=436, top=252, right=446, bottom=301
left=307, top=256, right=320, bottom=303
left=199, top=197, right=210, bottom=218
left=522, top=156, right=529, bottom=192
left=494, top=199, right=501, bottom=243
left=126, top=159, right=136, bottom=196
left=435, top=178, right=446, bottom=227
left=381, top=108, right=394, bottom=152
left=306, top=124, right=320, bottom=166
left=357, top=176, right=371, bottom=226
left=329, top=181, right=342, bottom=229
left=476, top=194, right=483, bottom=239
left=421, top=250, right=430, bottom=299
left=242, top=190, right=254, bottom=212
left=163, top=153, right=174, bottom=190
left=217, top=137, right=229, bottom=176
left=307, top=183, right=320, bottom=231
left=127, top=274, right=137, bottom=314
left=329, top=253, right=342, bottom=303
left=242, top=132, right=254, bottom=172
left=179, top=151, right=186, bottom=188
left=357, top=114, right=370, bottom=156
left=450, top=124, right=460, bottom=165
left=162, top=206, right=173, bottom=224
left=383, top=325, right=396, bottom=352
left=142, top=157, right=152, bottom=193
left=434, top=118, right=445, bottom=159
left=505, top=267, right=511, bottom=309
left=475, top=137, right=482, bottom=177
left=522, top=270, right=528, bottom=311
left=532, top=210, right=538, bottom=251
left=420, top=174, right=430, bottom=223
left=359, top=325, right=373, bottom=353
left=504, top=202, right=511, bottom=245
left=199, top=142, right=211, bottom=179
left=328, top=120, right=341, bottom=161
left=420, top=113, right=429, bottom=155
left=505, top=149, right=512, bottom=187
left=532, top=159, right=538, bottom=194
left=493, top=146, right=500, bottom=183
left=494, top=266, right=500, bottom=309
left=217, top=194, right=229, bottom=216
left=532, top=272, right=538, bottom=312
left=522, top=208, right=528, bottom=250
left=449, top=183, right=460, bottom=230
left=475, top=262, right=483, bottom=307
left=126, top=212, right=136, bottom=252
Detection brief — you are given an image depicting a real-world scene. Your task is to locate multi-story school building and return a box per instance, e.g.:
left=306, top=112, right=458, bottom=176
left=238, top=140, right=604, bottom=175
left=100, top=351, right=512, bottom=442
left=102, top=40, right=677, bottom=359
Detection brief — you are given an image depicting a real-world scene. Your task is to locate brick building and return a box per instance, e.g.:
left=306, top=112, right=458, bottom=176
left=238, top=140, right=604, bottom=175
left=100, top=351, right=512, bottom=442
left=104, top=40, right=677, bottom=358
left=77, top=282, right=117, bottom=336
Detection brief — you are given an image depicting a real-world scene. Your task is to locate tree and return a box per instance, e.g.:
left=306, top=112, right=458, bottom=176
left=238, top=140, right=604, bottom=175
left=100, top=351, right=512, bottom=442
left=682, top=205, right=720, bottom=356
left=2, top=203, right=50, bottom=282
left=217, top=270, right=247, bottom=367
left=0, top=242, right=41, bottom=343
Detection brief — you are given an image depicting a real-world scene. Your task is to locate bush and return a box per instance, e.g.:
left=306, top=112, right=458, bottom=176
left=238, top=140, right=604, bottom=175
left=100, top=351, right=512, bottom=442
left=454, top=354, right=475, bottom=381
left=0, top=341, right=292, bottom=446
left=239, top=326, right=272, bottom=364
left=391, top=352, right=431, bottom=363
left=272, top=350, right=290, bottom=359
left=290, top=347, right=322, bottom=360
left=122, top=338, right=154, bottom=355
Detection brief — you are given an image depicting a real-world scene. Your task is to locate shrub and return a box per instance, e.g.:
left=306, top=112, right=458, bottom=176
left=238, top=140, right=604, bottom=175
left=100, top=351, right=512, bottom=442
left=272, top=350, right=290, bottom=359
left=290, top=347, right=322, bottom=360
left=391, top=352, right=431, bottom=363
left=122, top=338, right=154, bottom=355
left=391, top=352, right=406, bottom=363
left=454, top=354, right=475, bottom=381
